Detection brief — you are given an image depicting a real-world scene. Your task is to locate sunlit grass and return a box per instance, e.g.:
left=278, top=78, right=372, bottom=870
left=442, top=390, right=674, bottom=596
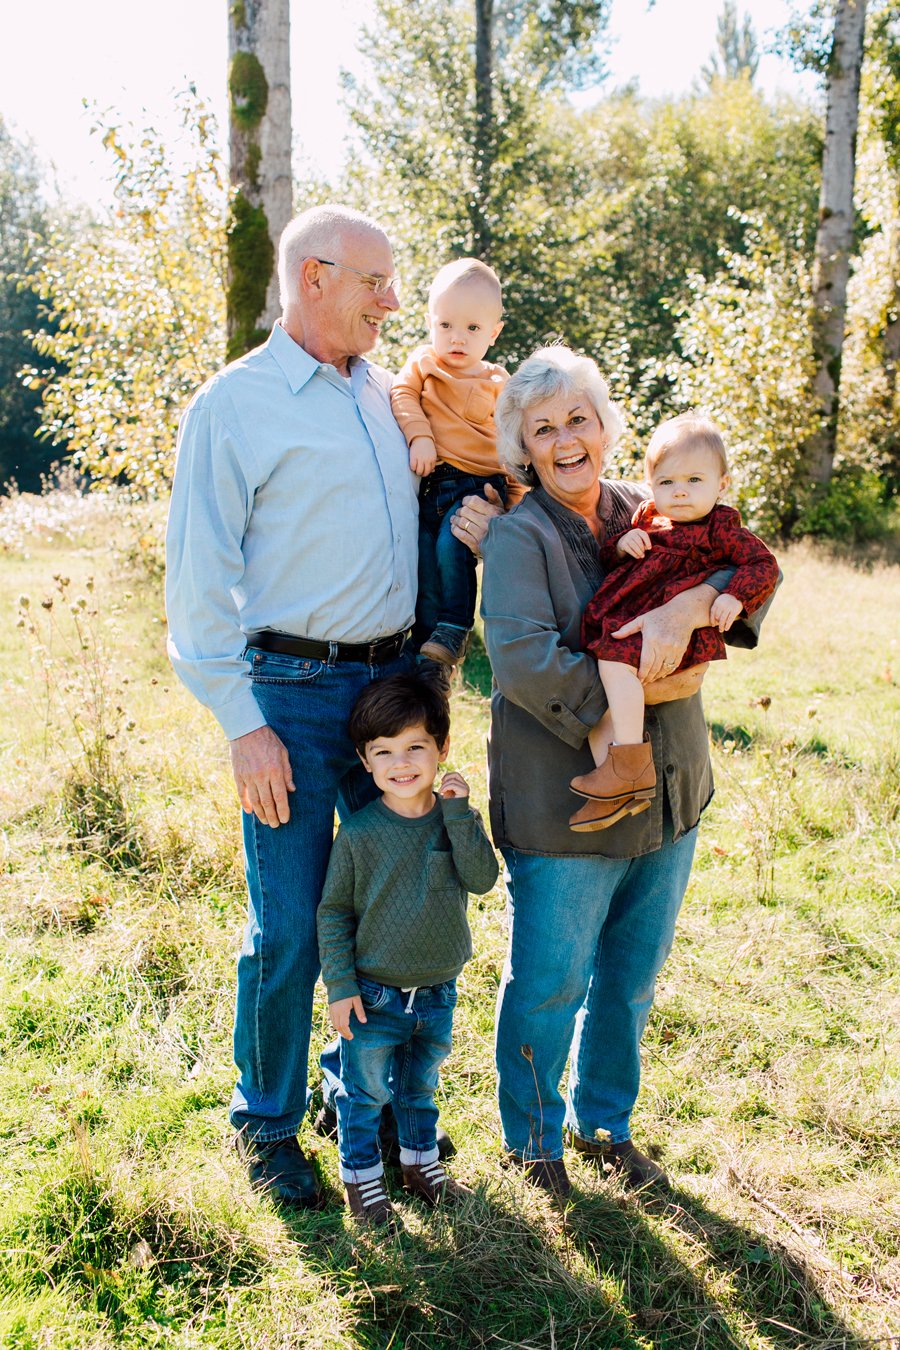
left=0, top=489, right=897, bottom=1347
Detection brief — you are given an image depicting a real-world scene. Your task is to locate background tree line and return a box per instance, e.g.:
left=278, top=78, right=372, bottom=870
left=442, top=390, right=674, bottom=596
left=2, top=0, right=898, bottom=541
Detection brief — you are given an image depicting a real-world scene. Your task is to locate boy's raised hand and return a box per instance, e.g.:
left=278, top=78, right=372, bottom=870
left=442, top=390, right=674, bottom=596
left=409, top=437, right=438, bottom=477
left=439, top=771, right=470, bottom=799
left=616, top=528, right=652, bottom=559
left=710, top=592, right=743, bottom=632
left=329, top=995, right=367, bottom=1040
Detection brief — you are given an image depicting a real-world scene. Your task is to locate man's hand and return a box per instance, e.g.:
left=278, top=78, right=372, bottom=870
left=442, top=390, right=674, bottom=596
left=450, top=483, right=506, bottom=555
left=710, top=592, right=743, bottom=632
left=329, top=995, right=366, bottom=1040
left=409, top=437, right=438, bottom=477
left=229, top=724, right=295, bottom=827
left=439, top=770, right=470, bottom=798
left=612, top=584, right=717, bottom=684
left=644, top=663, right=708, bottom=704
left=616, top=528, right=652, bottom=559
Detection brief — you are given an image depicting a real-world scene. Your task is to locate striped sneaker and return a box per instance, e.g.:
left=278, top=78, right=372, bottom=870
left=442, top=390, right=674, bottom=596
left=401, top=1157, right=472, bottom=1207
left=345, top=1174, right=396, bottom=1228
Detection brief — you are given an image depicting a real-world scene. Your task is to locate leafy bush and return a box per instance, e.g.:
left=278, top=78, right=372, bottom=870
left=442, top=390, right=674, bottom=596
left=793, top=465, right=890, bottom=541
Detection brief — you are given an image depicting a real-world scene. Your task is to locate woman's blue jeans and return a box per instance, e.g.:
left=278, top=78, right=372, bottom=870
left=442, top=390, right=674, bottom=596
left=335, top=978, right=457, bottom=1181
left=496, top=821, right=697, bottom=1161
left=229, top=645, right=414, bottom=1142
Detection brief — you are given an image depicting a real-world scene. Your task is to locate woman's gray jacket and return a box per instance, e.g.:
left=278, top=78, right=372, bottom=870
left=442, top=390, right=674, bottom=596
left=480, top=485, right=768, bottom=859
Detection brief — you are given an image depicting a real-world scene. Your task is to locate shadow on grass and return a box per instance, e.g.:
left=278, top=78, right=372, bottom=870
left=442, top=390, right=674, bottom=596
left=461, top=628, right=493, bottom=701
left=708, top=720, right=755, bottom=751
left=275, top=1166, right=867, bottom=1349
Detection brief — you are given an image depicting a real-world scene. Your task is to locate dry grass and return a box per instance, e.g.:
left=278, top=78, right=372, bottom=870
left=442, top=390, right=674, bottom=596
left=0, top=489, right=897, bottom=1348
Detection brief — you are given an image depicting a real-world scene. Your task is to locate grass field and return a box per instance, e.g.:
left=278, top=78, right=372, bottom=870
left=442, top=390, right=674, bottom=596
left=0, top=486, right=898, bottom=1349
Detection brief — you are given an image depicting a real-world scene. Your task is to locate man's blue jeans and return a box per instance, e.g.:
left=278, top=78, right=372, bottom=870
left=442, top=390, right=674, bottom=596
left=335, top=978, right=457, bottom=1182
left=496, top=820, right=697, bottom=1161
left=415, top=467, right=507, bottom=644
left=229, top=645, right=414, bottom=1142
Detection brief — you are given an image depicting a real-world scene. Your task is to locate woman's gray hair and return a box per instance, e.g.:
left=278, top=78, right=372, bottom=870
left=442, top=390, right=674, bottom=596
left=495, top=345, right=625, bottom=487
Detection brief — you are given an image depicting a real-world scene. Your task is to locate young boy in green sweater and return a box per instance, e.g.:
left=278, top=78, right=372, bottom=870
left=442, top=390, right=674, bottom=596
left=317, top=668, right=498, bottom=1228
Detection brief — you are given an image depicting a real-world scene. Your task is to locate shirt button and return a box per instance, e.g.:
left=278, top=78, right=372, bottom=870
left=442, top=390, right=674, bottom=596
left=665, top=763, right=675, bottom=774
left=550, top=700, right=562, bottom=713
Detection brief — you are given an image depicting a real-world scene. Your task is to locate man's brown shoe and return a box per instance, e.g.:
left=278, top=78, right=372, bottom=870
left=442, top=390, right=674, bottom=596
left=570, top=739, right=657, bottom=802
left=504, top=1152, right=572, bottom=1198
left=568, top=1133, right=669, bottom=1190
left=345, top=1173, right=397, bottom=1228
left=401, top=1157, right=472, bottom=1207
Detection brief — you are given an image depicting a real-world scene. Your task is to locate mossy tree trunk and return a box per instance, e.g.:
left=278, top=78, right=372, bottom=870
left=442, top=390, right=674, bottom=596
left=227, top=0, right=292, bottom=361
left=807, top=0, right=868, bottom=488
left=473, top=0, right=495, bottom=261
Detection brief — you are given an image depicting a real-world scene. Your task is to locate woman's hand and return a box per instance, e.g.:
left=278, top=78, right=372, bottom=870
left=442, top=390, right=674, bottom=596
left=450, top=483, right=506, bottom=555
left=611, top=584, right=717, bottom=683
left=644, top=663, right=708, bottom=704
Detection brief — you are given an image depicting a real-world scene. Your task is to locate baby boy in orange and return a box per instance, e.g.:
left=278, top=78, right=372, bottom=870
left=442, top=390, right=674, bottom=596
left=391, top=260, right=520, bottom=667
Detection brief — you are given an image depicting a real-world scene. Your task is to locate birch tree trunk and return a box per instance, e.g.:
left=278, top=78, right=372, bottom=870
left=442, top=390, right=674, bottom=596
left=473, top=0, right=494, bottom=260
left=807, top=0, right=868, bottom=487
left=227, top=0, right=292, bottom=360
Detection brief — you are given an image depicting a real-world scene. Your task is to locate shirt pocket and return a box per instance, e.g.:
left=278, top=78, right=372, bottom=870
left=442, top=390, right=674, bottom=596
left=463, top=385, right=495, bottom=426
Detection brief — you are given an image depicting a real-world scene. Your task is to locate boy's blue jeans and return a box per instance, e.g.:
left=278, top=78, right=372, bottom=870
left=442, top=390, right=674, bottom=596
left=335, top=979, right=457, bottom=1182
left=229, top=644, right=414, bottom=1142
left=415, top=466, right=507, bottom=643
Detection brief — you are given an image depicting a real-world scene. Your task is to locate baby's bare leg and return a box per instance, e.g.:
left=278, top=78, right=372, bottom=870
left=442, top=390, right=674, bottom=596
left=598, top=659, right=645, bottom=747
left=588, top=710, right=614, bottom=768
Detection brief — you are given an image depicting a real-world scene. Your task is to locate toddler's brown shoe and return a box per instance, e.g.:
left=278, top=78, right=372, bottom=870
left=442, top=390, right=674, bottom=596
left=345, top=1173, right=397, bottom=1228
left=401, top=1157, right=472, bottom=1207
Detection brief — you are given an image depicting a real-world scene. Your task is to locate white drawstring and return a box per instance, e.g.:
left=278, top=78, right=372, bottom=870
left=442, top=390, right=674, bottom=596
left=403, top=987, right=418, bottom=1013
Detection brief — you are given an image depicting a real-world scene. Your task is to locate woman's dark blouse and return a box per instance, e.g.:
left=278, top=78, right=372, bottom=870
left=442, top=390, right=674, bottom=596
left=480, top=482, right=767, bottom=859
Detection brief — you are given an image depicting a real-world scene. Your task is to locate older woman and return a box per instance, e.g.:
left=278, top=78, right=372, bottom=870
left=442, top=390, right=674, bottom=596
left=468, top=346, right=766, bottom=1197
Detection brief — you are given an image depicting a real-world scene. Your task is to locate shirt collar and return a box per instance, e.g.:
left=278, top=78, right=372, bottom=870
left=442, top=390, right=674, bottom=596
left=266, top=321, right=371, bottom=395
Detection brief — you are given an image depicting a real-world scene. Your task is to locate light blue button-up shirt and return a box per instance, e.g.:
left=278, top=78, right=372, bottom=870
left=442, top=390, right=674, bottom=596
left=165, top=323, right=419, bottom=740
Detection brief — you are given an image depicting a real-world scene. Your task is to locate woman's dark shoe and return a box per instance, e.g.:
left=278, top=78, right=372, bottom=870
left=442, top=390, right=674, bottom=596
left=236, top=1133, right=324, bottom=1208
left=504, top=1151, right=572, bottom=1197
left=567, top=1132, right=669, bottom=1190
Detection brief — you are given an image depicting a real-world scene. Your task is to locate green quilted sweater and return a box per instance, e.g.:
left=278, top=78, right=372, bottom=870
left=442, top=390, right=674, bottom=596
left=317, top=794, right=499, bottom=1003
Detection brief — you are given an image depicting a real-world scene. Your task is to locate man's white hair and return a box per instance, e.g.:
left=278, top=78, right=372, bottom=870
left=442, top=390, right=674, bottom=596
left=495, top=345, right=625, bottom=487
left=278, top=204, right=388, bottom=309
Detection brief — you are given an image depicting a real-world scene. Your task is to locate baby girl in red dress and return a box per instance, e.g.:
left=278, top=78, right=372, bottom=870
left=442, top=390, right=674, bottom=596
left=569, top=413, right=779, bottom=831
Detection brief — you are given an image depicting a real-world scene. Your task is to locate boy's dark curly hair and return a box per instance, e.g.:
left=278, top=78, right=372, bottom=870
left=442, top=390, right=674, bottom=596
left=349, top=665, right=451, bottom=754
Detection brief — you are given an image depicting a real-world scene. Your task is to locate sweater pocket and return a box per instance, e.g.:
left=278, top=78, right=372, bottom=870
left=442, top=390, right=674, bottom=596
left=425, top=851, right=460, bottom=894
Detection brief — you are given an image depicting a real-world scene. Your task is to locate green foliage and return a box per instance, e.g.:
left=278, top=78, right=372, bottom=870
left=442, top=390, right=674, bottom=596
left=228, top=50, right=268, bottom=130
left=665, top=221, right=819, bottom=535
left=225, top=191, right=272, bottom=362
left=586, top=81, right=822, bottom=458
left=701, top=0, right=760, bottom=84
left=0, top=118, right=60, bottom=491
left=793, top=465, right=889, bottom=540
left=341, top=0, right=611, bottom=369
left=23, top=91, right=226, bottom=489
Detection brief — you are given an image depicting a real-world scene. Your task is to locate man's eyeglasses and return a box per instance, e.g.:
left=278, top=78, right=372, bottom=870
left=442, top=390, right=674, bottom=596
left=312, top=258, right=400, bottom=297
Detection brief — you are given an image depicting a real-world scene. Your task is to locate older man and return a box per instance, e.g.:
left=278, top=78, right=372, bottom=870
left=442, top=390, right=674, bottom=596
left=166, top=205, right=425, bottom=1206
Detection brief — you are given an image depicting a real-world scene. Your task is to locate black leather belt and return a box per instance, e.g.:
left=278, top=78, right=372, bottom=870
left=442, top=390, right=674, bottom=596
left=247, top=629, right=410, bottom=664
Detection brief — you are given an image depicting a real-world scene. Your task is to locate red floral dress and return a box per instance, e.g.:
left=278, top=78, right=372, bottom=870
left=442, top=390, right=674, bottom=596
left=581, top=501, right=779, bottom=671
